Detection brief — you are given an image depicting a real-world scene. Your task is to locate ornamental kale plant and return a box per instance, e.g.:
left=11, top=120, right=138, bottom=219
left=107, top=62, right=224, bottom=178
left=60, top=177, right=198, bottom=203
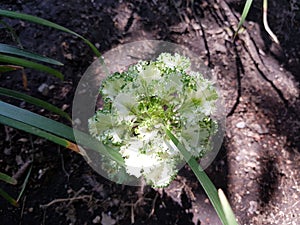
left=0, top=10, right=237, bottom=224
left=88, top=53, right=218, bottom=187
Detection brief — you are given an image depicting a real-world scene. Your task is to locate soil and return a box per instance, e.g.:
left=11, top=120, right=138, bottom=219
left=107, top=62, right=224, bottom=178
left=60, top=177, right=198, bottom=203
left=0, top=0, right=300, bottom=225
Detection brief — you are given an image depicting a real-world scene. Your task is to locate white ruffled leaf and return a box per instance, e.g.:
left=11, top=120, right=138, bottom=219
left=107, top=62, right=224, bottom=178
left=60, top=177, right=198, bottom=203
left=112, top=93, right=137, bottom=121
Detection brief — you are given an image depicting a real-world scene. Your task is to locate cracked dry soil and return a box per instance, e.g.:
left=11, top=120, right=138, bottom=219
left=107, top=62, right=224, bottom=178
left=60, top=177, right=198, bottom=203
left=0, top=0, right=300, bottom=225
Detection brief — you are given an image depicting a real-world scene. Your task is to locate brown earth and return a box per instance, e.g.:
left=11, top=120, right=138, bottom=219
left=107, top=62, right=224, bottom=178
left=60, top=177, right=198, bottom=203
left=0, top=0, right=299, bottom=225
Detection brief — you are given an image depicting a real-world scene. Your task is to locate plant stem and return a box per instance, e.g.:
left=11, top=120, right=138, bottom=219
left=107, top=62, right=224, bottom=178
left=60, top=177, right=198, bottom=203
left=263, top=0, right=279, bottom=44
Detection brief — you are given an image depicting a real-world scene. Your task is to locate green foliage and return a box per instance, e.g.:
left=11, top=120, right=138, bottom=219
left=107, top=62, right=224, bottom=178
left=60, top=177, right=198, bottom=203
left=0, top=9, right=120, bottom=206
left=0, top=8, right=104, bottom=78
left=0, top=43, right=63, bottom=66
left=0, top=172, right=18, bottom=206
left=0, top=168, right=33, bottom=207
left=235, top=0, right=253, bottom=36
left=236, top=0, right=278, bottom=44
left=0, top=9, right=101, bottom=58
left=0, top=87, right=71, bottom=121
left=0, top=101, right=124, bottom=164
left=0, top=172, right=17, bottom=185
left=219, top=189, right=239, bottom=225
left=0, top=53, right=63, bottom=79
left=166, top=129, right=238, bottom=225
left=17, top=166, right=32, bottom=202
left=89, top=53, right=218, bottom=187
left=0, top=9, right=238, bottom=223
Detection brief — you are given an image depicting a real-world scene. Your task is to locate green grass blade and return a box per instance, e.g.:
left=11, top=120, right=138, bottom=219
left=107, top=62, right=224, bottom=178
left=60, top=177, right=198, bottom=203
left=218, top=189, right=239, bottom=225
left=0, top=101, right=74, bottom=141
left=0, top=187, right=18, bottom=207
left=235, top=0, right=253, bottom=36
left=0, top=87, right=71, bottom=121
left=0, top=43, right=63, bottom=66
left=0, top=113, right=124, bottom=165
left=0, top=114, right=79, bottom=153
left=166, top=129, right=235, bottom=225
left=0, top=9, right=101, bottom=58
left=17, top=165, right=32, bottom=202
left=0, top=101, right=124, bottom=165
left=0, top=54, right=63, bottom=80
left=0, top=172, right=17, bottom=185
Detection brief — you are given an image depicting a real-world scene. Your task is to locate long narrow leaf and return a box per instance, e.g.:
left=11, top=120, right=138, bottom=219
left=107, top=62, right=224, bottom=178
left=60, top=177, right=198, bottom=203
left=0, top=54, right=63, bottom=79
left=0, top=87, right=71, bottom=121
left=17, top=165, right=32, bottom=202
left=218, top=189, right=239, bottom=225
left=235, top=0, right=253, bottom=37
left=0, top=172, right=17, bottom=185
left=0, top=187, right=18, bottom=207
left=0, top=114, right=80, bottom=153
left=0, top=43, right=63, bottom=66
left=0, top=101, right=124, bottom=165
left=0, top=101, right=74, bottom=141
left=166, top=129, right=237, bottom=225
left=0, top=9, right=101, bottom=58
left=73, top=129, right=125, bottom=166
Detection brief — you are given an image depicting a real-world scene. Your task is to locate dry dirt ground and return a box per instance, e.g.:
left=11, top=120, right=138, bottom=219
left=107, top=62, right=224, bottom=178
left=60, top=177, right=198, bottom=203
left=0, top=0, right=300, bottom=225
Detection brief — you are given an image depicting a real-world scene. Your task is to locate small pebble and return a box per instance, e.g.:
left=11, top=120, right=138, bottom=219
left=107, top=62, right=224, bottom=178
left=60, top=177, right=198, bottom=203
left=19, top=101, right=26, bottom=108
left=4, top=147, right=11, bottom=155
left=92, top=215, right=101, bottom=224
left=252, top=124, right=269, bottom=134
left=64, top=53, right=72, bottom=60
left=18, top=138, right=28, bottom=143
left=15, top=155, right=24, bottom=165
left=248, top=201, right=258, bottom=214
left=236, top=121, right=246, bottom=129
left=236, top=155, right=242, bottom=161
left=49, top=85, right=56, bottom=90
left=38, top=83, right=49, bottom=96
left=214, top=42, right=227, bottom=53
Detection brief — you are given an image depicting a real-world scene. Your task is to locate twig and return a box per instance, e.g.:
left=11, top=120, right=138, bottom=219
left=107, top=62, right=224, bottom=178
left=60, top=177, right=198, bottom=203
left=131, top=203, right=135, bottom=224
left=41, top=187, right=88, bottom=213
left=40, top=195, right=91, bottom=209
left=13, top=160, right=32, bottom=181
left=66, top=187, right=86, bottom=207
left=59, top=147, right=70, bottom=180
left=148, top=193, right=159, bottom=218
